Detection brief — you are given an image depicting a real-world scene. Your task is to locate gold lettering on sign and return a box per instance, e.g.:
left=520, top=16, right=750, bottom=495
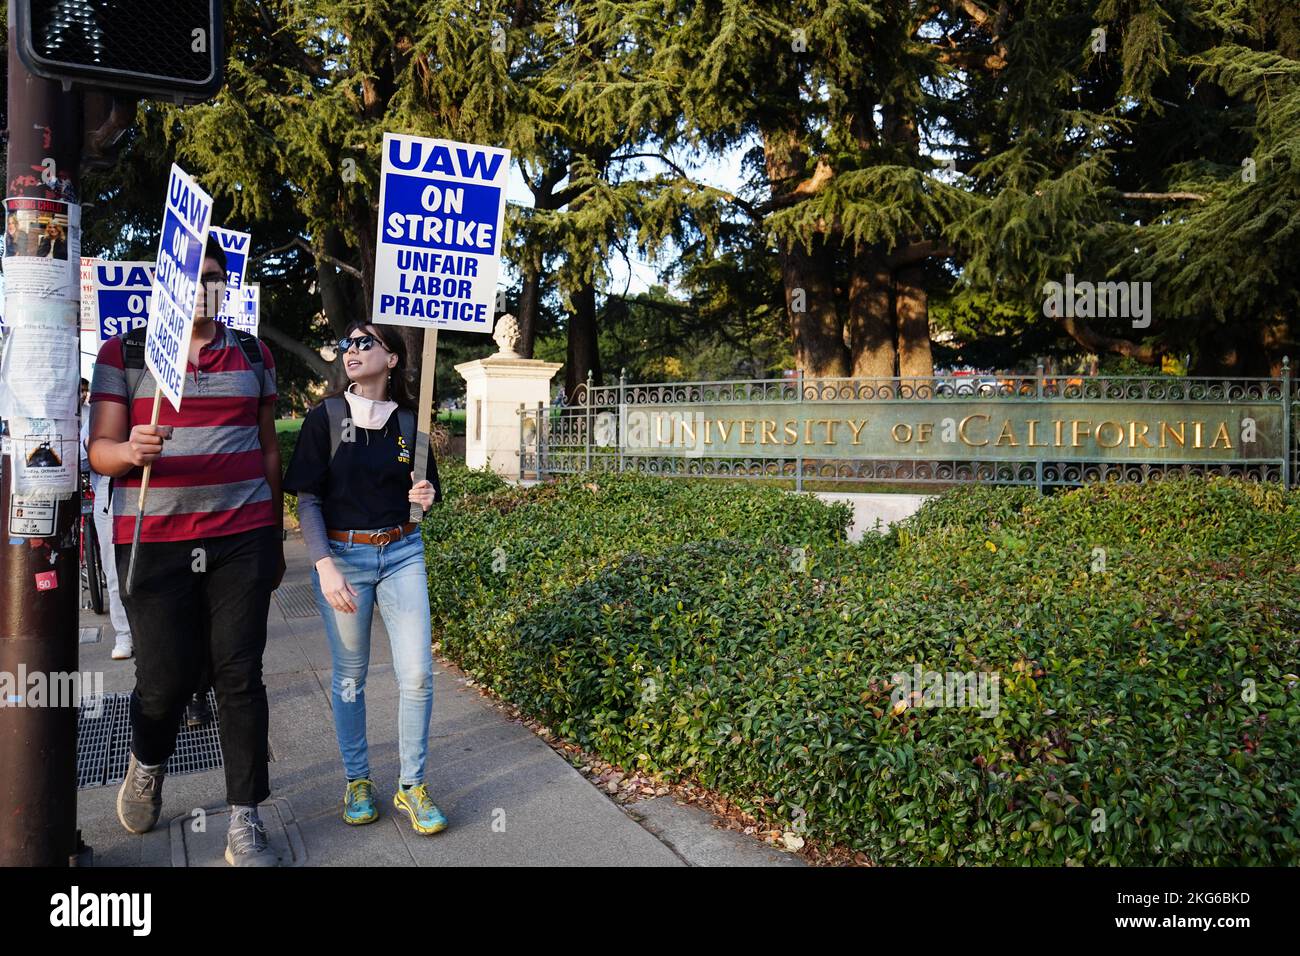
left=1096, top=420, right=1124, bottom=448
left=680, top=417, right=696, bottom=446
left=640, top=409, right=1246, bottom=458
left=959, top=414, right=990, bottom=447
left=655, top=415, right=671, bottom=445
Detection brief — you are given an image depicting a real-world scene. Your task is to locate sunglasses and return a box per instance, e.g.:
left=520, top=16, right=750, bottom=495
left=337, top=333, right=391, bottom=354
left=200, top=271, right=227, bottom=285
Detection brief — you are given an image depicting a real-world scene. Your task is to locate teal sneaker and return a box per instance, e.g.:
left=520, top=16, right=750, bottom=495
left=343, top=778, right=379, bottom=825
left=393, top=784, right=447, bottom=835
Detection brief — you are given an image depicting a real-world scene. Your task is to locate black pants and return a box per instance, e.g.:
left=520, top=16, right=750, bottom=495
left=116, top=525, right=279, bottom=805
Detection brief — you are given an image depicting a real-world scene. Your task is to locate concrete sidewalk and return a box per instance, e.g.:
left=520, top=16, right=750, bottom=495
left=74, top=532, right=799, bottom=866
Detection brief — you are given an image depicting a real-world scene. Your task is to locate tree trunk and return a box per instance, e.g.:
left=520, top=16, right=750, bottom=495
left=779, top=236, right=848, bottom=378
left=847, top=247, right=896, bottom=378
left=565, top=281, right=600, bottom=402
left=894, top=263, right=934, bottom=381
left=316, top=226, right=356, bottom=338
left=517, top=245, right=542, bottom=359
left=762, top=125, right=848, bottom=378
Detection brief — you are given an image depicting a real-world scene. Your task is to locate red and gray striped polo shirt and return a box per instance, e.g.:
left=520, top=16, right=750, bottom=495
left=89, top=322, right=278, bottom=544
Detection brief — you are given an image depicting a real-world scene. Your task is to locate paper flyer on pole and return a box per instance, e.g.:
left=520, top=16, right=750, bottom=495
left=10, top=416, right=78, bottom=498
left=79, top=256, right=97, bottom=331
left=0, top=323, right=79, bottom=420
left=371, top=132, right=509, bottom=333
left=89, top=261, right=156, bottom=341
left=144, top=165, right=213, bottom=411
left=2, top=197, right=81, bottom=299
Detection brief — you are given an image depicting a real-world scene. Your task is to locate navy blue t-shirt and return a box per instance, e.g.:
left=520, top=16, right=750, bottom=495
left=282, top=401, right=441, bottom=531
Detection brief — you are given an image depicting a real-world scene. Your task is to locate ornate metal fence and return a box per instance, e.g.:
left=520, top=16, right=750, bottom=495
left=519, top=361, right=1297, bottom=493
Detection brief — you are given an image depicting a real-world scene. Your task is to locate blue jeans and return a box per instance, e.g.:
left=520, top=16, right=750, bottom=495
left=310, top=529, right=433, bottom=786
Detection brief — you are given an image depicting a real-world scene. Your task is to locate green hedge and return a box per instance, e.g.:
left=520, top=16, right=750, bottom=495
left=425, top=474, right=1300, bottom=865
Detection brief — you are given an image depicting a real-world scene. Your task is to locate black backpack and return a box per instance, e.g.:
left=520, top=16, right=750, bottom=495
left=120, top=324, right=265, bottom=400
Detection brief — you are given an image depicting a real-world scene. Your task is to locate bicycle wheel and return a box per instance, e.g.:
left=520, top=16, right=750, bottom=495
left=84, top=515, right=105, bottom=615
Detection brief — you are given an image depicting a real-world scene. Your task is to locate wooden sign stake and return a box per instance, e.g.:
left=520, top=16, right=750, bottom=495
left=123, top=385, right=163, bottom=596
left=410, top=327, right=439, bottom=523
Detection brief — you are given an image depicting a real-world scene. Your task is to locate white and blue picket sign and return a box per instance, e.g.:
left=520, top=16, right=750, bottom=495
left=91, top=261, right=155, bottom=341
left=371, top=132, right=509, bottom=333
left=211, top=226, right=252, bottom=321
left=144, top=164, right=213, bottom=411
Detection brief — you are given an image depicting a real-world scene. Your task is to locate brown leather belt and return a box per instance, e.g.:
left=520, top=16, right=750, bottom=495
left=327, top=522, right=419, bottom=547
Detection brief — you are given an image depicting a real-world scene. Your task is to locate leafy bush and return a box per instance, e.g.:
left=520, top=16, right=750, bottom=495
left=426, top=475, right=1300, bottom=864
left=439, top=461, right=510, bottom=500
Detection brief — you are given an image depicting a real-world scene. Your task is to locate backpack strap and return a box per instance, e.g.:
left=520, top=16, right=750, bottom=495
left=120, top=326, right=150, bottom=409
left=324, top=395, right=349, bottom=462
left=121, top=325, right=147, bottom=370
left=229, top=327, right=265, bottom=379
left=397, top=406, right=416, bottom=453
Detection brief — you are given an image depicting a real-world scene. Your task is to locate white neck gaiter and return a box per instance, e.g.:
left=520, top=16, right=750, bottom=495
left=343, top=383, right=398, bottom=429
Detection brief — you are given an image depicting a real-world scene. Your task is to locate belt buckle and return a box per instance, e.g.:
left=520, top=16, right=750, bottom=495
left=372, top=528, right=394, bottom=547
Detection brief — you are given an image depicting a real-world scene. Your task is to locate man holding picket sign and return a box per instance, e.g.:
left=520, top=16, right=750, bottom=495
left=88, top=165, right=285, bottom=867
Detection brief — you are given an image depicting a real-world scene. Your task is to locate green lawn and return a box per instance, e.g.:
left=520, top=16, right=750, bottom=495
left=277, top=408, right=464, bottom=435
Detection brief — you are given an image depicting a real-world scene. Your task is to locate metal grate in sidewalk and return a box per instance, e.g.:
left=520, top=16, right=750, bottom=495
left=77, top=689, right=273, bottom=789
left=274, top=583, right=319, bottom=619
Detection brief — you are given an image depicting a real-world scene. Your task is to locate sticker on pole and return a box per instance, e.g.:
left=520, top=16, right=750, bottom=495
left=371, top=132, right=509, bottom=332
left=89, top=261, right=156, bottom=341
left=9, top=497, right=56, bottom=538
left=145, top=165, right=213, bottom=410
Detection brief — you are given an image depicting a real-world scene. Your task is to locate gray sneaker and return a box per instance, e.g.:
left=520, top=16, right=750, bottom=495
left=116, top=753, right=165, bottom=834
left=225, top=806, right=278, bottom=867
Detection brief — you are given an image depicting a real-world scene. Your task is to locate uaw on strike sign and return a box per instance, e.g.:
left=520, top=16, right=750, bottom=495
left=145, top=165, right=213, bottom=409
left=372, top=132, right=509, bottom=331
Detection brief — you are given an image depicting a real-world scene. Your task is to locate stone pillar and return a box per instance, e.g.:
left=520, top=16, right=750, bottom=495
left=455, top=314, right=562, bottom=482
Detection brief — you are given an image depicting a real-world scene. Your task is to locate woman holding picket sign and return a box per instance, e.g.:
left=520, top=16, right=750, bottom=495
left=281, top=321, right=447, bottom=833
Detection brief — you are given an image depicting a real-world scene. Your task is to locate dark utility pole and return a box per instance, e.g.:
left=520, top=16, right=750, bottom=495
left=0, top=17, right=85, bottom=866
